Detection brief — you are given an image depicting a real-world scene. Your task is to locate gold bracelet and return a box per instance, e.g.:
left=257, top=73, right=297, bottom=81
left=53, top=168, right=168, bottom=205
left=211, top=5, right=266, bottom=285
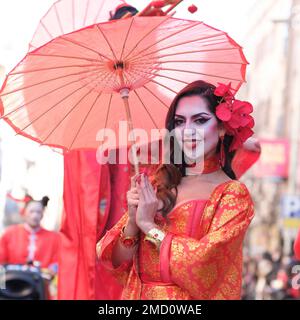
left=119, top=226, right=139, bottom=248
left=144, top=228, right=166, bottom=249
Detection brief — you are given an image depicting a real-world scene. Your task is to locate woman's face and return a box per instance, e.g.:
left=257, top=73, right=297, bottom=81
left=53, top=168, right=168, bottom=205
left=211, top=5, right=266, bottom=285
left=173, top=95, right=220, bottom=161
left=24, top=201, right=44, bottom=228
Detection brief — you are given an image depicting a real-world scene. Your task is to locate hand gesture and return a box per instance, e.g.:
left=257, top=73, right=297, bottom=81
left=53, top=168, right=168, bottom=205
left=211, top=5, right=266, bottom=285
left=126, top=173, right=140, bottom=223
left=136, top=173, right=159, bottom=234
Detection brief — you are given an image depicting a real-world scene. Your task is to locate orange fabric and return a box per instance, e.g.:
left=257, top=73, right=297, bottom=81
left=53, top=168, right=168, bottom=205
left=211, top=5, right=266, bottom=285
left=0, top=224, right=59, bottom=269
left=96, top=180, right=254, bottom=300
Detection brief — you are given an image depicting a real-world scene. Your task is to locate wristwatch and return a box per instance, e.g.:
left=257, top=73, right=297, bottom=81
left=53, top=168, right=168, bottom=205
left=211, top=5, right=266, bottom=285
left=144, top=227, right=166, bottom=249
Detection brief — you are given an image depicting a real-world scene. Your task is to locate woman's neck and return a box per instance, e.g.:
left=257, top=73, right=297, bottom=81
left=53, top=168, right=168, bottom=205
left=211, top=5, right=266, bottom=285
left=185, top=154, right=220, bottom=176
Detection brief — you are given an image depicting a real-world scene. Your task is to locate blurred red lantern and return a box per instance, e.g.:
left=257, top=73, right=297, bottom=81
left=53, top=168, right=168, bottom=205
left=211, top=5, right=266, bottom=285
left=188, top=4, right=198, bottom=14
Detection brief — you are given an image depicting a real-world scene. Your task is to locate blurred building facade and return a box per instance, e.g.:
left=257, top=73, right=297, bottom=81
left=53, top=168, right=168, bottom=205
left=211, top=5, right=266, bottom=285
left=238, top=0, right=300, bottom=256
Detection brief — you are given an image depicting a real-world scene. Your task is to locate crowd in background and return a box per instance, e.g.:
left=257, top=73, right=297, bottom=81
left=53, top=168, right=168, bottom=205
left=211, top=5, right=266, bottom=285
left=242, top=249, right=300, bottom=300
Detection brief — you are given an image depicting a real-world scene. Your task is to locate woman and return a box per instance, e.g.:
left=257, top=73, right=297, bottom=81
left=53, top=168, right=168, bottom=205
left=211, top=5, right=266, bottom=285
left=96, top=80, right=255, bottom=299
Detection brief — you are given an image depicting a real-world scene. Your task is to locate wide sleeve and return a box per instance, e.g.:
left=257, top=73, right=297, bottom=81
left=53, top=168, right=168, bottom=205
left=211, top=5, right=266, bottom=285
left=159, top=181, right=254, bottom=299
left=96, top=211, right=132, bottom=286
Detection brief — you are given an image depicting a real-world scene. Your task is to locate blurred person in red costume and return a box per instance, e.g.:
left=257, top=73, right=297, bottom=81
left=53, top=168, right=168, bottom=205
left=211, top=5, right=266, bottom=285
left=0, top=196, right=59, bottom=272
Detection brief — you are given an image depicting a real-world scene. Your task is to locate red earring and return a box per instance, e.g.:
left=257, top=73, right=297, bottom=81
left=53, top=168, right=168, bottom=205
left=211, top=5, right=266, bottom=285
left=219, top=135, right=225, bottom=167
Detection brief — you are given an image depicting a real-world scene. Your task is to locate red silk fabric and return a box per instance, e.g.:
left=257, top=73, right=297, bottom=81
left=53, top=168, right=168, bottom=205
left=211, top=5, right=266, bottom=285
left=97, top=180, right=254, bottom=299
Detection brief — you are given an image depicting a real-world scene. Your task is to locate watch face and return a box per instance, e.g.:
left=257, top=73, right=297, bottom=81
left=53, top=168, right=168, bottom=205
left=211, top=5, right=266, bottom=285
left=148, top=228, right=165, bottom=242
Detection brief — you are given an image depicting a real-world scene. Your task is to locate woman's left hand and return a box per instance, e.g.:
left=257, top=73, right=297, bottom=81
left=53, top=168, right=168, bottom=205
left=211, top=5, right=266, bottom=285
left=136, top=173, right=159, bottom=234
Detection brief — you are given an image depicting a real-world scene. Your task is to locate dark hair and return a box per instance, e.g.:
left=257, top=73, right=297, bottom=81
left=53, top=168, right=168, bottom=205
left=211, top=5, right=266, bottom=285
left=153, top=80, right=237, bottom=216
left=24, top=195, right=50, bottom=210
left=110, top=5, right=138, bottom=20
left=40, top=196, right=50, bottom=208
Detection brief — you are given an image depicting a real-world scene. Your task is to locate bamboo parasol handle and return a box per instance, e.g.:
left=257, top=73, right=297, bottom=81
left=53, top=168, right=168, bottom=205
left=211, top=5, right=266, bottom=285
left=118, top=69, right=139, bottom=175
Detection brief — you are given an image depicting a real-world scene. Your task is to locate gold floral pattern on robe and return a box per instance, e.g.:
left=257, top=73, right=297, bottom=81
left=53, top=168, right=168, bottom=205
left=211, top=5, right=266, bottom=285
left=96, top=180, right=254, bottom=300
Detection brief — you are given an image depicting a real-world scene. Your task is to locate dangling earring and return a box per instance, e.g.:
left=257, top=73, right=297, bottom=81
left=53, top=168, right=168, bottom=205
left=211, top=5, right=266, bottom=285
left=219, top=135, right=225, bottom=167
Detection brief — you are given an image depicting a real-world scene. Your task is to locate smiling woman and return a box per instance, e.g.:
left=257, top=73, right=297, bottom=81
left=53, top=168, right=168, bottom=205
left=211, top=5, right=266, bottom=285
left=173, top=95, right=220, bottom=166
left=96, top=80, right=255, bottom=300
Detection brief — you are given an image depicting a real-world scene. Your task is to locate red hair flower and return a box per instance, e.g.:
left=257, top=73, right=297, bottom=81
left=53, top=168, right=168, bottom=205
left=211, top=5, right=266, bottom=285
left=216, top=102, right=232, bottom=121
left=227, top=100, right=253, bottom=129
left=214, top=82, right=234, bottom=101
left=214, top=82, right=255, bottom=151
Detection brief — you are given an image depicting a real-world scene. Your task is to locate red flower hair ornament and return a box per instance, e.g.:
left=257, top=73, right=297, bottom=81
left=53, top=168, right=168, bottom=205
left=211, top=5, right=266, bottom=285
left=214, top=82, right=254, bottom=152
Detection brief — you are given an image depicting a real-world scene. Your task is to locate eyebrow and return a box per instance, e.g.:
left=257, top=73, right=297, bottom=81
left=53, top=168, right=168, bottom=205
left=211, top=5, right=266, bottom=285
left=174, top=112, right=211, bottom=119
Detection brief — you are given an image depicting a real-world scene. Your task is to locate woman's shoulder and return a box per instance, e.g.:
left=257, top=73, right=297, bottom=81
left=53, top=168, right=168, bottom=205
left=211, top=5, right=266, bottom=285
left=216, top=178, right=251, bottom=198
left=210, top=179, right=254, bottom=220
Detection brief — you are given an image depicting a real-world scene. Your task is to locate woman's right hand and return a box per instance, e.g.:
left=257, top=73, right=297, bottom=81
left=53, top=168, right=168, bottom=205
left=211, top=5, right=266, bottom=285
left=111, top=174, right=141, bottom=267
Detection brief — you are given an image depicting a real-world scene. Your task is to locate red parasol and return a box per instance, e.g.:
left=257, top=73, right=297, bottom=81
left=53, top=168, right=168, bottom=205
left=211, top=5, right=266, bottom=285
left=0, top=0, right=248, bottom=174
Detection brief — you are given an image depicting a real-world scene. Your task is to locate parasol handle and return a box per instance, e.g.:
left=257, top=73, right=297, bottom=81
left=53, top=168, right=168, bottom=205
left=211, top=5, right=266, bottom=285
left=120, top=88, right=140, bottom=175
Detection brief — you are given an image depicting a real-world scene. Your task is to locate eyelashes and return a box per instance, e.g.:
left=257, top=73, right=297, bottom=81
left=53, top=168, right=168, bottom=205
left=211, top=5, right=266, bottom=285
left=174, top=119, right=184, bottom=126
left=195, top=118, right=209, bottom=124
left=174, top=118, right=210, bottom=126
